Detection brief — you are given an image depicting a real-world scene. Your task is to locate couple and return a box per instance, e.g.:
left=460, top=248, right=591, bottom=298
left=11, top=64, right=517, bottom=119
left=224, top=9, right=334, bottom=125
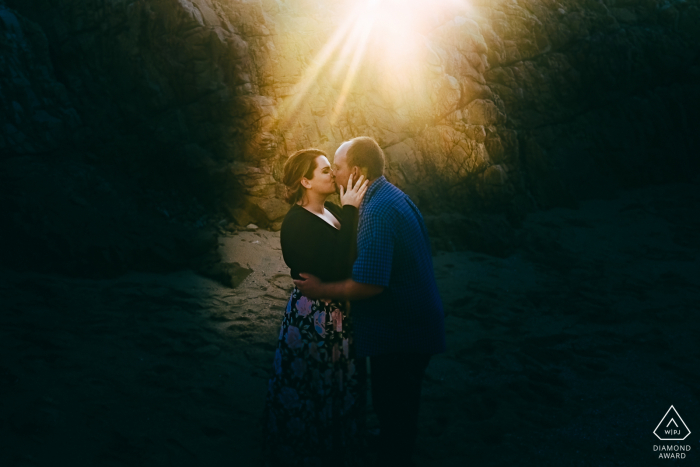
left=261, top=136, right=446, bottom=466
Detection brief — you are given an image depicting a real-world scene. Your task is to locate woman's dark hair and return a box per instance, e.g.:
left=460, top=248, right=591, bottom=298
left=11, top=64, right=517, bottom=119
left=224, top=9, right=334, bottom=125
left=282, top=148, right=327, bottom=205
left=346, top=136, right=385, bottom=180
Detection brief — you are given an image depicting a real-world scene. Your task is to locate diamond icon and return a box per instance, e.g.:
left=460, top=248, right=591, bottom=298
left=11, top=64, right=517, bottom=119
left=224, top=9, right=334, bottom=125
left=654, top=406, right=691, bottom=441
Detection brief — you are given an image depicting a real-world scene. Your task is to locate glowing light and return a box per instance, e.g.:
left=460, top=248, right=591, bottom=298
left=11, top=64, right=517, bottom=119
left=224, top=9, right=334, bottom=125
left=277, top=0, right=473, bottom=133
left=331, top=17, right=374, bottom=123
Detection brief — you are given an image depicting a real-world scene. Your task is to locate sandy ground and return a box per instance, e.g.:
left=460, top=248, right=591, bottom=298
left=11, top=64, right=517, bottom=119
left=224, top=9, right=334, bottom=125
left=1, top=181, right=699, bottom=466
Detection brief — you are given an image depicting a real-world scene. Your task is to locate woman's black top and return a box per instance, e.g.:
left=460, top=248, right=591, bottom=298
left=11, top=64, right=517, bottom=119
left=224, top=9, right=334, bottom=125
left=280, top=202, right=358, bottom=283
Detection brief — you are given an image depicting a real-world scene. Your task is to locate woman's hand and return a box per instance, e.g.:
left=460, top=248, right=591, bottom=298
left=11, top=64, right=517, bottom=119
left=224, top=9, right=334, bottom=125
left=339, top=173, right=369, bottom=208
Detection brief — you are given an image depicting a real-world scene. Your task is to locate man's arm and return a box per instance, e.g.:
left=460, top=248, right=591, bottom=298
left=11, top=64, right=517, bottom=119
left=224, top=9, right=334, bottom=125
left=293, top=273, right=383, bottom=301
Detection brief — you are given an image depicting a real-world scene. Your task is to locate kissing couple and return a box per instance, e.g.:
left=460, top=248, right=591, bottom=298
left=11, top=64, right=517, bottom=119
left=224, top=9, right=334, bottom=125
left=261, top=136, right=446, bottom=467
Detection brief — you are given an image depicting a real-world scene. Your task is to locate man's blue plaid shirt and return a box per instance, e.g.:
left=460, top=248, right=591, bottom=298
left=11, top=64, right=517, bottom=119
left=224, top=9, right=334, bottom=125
left=351, top=176, right=446, bottom=358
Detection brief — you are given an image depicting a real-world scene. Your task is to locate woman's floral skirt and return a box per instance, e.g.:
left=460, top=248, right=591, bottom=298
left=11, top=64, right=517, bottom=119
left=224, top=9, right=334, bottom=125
left=261, top=287, right=367, bottom=467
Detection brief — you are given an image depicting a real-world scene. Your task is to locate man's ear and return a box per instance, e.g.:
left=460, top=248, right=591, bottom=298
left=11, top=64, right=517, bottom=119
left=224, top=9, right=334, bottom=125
left=356, top=167, right=369, bottom=179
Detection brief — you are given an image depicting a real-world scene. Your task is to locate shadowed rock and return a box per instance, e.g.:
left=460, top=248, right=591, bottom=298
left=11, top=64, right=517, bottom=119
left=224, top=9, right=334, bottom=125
left=199, top=261, right=253, bottom=289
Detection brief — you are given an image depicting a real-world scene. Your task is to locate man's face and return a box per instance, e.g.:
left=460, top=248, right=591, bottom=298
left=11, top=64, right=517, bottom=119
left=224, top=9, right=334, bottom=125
left=332, top=141, right=354, bottom=191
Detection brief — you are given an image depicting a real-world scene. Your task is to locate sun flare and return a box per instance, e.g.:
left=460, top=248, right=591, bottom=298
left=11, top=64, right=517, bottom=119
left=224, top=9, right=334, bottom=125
left=277, top=0, right=473, bottom=132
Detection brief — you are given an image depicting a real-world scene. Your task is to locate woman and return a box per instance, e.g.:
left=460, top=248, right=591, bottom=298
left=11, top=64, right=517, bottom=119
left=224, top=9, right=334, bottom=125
left=261, top=148, right=369, bottom=467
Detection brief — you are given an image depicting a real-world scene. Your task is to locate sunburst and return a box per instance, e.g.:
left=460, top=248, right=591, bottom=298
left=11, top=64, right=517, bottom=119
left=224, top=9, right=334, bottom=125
left=277, top=0, right=473, bottom=135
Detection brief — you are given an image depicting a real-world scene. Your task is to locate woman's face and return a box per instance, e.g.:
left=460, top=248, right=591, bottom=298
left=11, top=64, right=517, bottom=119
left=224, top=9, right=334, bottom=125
left=302, top=156, right=336, bottom=196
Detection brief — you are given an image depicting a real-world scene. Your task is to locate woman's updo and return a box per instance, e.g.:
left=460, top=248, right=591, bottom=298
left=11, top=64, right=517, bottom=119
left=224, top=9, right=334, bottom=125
left=282, top=148, right=328, bottom=205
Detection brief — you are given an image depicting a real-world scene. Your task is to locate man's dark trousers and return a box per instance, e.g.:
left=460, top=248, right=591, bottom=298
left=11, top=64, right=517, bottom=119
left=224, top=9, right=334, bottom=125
left=370, top=352, right=432, bottom=465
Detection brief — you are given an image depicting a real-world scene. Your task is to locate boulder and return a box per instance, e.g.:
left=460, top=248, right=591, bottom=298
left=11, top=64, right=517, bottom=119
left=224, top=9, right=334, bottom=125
left=244, top=196, right=290, bottom=225
left=465, top=99, right=506, bottom=126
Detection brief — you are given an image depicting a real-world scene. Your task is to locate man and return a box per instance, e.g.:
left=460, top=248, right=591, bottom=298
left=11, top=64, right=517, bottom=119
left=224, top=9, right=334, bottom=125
left=294, top=136, right=446, bottom=466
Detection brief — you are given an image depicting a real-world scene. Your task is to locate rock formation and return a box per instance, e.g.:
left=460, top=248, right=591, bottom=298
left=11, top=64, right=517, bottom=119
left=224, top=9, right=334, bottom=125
left=1, top=0, right=698, bottom=274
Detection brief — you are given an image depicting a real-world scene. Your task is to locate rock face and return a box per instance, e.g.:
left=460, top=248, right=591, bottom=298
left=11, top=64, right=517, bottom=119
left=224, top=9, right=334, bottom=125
left=1, top=0, right=699, bottom=273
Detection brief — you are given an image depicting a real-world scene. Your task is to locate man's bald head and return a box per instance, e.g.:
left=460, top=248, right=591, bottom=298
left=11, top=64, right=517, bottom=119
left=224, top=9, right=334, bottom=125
left=342, top=136, right=385, bottom=181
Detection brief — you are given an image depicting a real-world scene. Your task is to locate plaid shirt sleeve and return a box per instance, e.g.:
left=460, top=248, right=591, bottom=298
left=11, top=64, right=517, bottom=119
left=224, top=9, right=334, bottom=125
left=351, top=209, right=394, bottom=287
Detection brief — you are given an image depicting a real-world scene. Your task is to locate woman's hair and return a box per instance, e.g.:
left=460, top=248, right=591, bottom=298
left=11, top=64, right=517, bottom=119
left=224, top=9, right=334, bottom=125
left=282, top=148, right=328, bottom=205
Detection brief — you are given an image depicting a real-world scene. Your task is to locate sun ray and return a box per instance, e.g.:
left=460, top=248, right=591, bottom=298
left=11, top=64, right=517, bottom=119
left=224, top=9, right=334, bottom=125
left=330, top=17, right=375, bottom=125
left=330, top=19, right=371, bottom=82
left=277, top=0, right=475, bottom=141
left=277, top=10, right=361, bottom=130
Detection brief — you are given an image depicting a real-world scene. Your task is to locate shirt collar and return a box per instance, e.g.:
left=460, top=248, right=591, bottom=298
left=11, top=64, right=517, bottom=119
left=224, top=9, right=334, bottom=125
left=360, top=175, right=387, bottom=211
